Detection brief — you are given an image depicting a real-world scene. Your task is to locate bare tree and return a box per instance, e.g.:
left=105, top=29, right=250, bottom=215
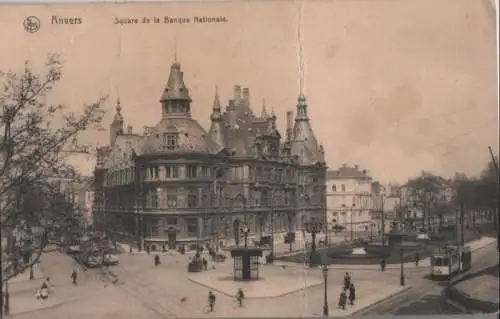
left=0, top=54, right=106, bottom=284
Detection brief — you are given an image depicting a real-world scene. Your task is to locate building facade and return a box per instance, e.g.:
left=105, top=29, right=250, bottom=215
left=92, top=60, right=327, bottom=250
left=326, top=164, right=374, bottom=234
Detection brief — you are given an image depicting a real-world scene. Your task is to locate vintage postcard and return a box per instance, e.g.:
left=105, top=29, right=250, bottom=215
left=0, top=0, right=498, bottom=318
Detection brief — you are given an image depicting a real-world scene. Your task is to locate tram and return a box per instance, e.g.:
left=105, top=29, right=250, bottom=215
left=430, top=245, right=471, bottom=280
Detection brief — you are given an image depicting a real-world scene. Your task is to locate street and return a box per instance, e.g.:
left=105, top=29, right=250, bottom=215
left=353, top=241, right=499, bottom=316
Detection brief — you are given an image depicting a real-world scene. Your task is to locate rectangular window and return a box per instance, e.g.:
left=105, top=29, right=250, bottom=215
left=165, top=134, right=177, bottom=150
left=172, top=164, right=179, bottom=178
left=167, top=217, right=177, bottom=225
left=165, top=165, right=172, bottom=178
left=276, top=169, right=283, bottom=182
left=151, top=191, right=158, bottom=208
left=186, top=218, right=198, bottom=235
left=167, top=188, right=177, bottom=208
left=264, top=167, right=272, bottom=180
left=187, top=192, right=198, bottom=208
left=151, top=226, right=159, bottom=236
left=186, top=165, right=197, bottom=178
left=256, top=167, right=263, bottom=181
left=203, top=216, right=211, bottom=229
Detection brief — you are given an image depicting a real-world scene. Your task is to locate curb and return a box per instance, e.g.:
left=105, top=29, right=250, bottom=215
left=444, top=285, right=499, bottom=314
left=349, top=285, right=413, bottom=316
left=269, top=239, right=496, bottom=271
left=441, top=286, right=473, bottom=314
left=187, top=277, right=323, bottom=300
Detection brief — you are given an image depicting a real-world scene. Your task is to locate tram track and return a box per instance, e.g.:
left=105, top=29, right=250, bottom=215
left=351, top=242, right=498, bottom=316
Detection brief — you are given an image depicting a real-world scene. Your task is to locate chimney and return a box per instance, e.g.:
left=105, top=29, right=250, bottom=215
left=242, top=88, right=249, bottom=103
left=127, top=125, right=133, bottom=134
left=229, top=108, right=237, bottom=129
left=233, top=85, right=241, bottom=103
left=286, top=111, right=294, bottom=140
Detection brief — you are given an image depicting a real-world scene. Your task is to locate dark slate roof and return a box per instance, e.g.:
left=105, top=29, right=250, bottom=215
left=142, top=118, right=215, bottom=154
left=218, top=101, right=270, bottom=157
left=104, top=134, right=145, bottom=169
left=327, top=165, right=372, bottom=179
left=160, top=62, right=192, bottom=102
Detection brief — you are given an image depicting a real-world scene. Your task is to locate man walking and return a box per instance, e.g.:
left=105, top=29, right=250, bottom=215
left=71, top=270, right=78, bottom=285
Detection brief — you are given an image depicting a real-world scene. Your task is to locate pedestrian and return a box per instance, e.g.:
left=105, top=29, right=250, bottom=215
left=236, top=288, right=244, bottom=307
left=129, top=245, right=133, bottom=255
left=343, top=272, right=351, bottom=291
left=162, top=244, right=167, bottom=252
left=415, top=252, right=420, bottom=267
left=348, top=283, right=356, bottom=305
left=337, top=289, right=347, bottom=310
left=40, top=286, right=49, bottom=300
left=380, top=258, right=386, bottom=272
left=208, top=291, right=216, bottom=312
left=154, top=254, right=160, bottom=266
left=146, top=245, right=150, bottom=255
left=202, top=257, right=208, bottom=271
left=71, top=269, right=78, bottom=285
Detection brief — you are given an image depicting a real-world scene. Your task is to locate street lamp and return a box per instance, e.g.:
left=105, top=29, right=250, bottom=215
left=400, top=245, right=405, bottom=286
left=241, top=224, right=250, bottom=248
left=321, top=261, right=329, bottom=316
left=305, top=217, right=323, bottom=266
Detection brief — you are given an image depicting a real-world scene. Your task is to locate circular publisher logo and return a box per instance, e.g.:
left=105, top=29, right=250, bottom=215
left=24, top=16, right=41, bottom=33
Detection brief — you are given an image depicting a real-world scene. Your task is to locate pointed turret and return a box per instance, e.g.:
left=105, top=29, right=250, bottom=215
left=160, top=61, right=192, bottom=118
left=261, top=98, right=268, bottom=118
left=110, top=97, right=124, bottom=145
left=208, top=86, right=226, bottom=150
left=296, top=92, right=309, bottom=120
left=262, top=104, right=280, bottom=158
left=291, top=93, right=325, bottom=165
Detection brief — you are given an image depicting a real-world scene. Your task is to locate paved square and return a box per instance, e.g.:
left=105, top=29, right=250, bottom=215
left=188, top=269, right=323, bottom=298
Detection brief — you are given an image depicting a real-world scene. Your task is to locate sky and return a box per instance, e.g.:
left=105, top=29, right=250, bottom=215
left=0, top=0, right=497, bottom=183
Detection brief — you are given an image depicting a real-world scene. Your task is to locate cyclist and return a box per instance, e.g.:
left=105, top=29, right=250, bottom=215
left=236, top=288, right=245, bottom=307
left=208, top=291, right=216, bottom=312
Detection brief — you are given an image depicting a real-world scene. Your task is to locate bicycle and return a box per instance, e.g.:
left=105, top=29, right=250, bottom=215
left=203, top=301, right=215, bottom=313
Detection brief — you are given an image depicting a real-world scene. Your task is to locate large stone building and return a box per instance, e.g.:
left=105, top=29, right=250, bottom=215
left=326, top=165, right=398, bottom=236
left=326, top=164, right=374, bottom=234
left=92, top=60, right=327, bottom=250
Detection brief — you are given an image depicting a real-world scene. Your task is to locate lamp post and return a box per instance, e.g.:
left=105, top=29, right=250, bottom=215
left=241, top=224, right=250, bottom=248
left=350, top=203, right=356, bottom=241
left=400, top=245, right=405, bottom=286
left=305, top=217, right=323, bottom=267
left=321, top=262, right=329, bottom=316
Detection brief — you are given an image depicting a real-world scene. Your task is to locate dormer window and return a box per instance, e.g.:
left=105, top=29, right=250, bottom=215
left=164, top=133, right=178, bottom=150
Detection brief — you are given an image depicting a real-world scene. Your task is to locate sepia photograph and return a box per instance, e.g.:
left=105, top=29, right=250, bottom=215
left=0, top=0, right=498, bottom=318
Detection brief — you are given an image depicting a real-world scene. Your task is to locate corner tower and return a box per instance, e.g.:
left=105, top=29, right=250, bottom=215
left=207, top=86, right=226, bottom=150
left=110, top=98, right=124, bottom=145
left=160, top=61, right=192, bottom=118
left=290, top=93, right=325, bottom=165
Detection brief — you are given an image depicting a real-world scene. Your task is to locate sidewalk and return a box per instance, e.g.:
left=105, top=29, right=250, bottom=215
left=269, top=236, right=497, bottom=270
left=5, top=263, right=46, bottom=299
left=446, top=264, right=499, bottom=313
left=8, top=251, right=105, bottom=317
